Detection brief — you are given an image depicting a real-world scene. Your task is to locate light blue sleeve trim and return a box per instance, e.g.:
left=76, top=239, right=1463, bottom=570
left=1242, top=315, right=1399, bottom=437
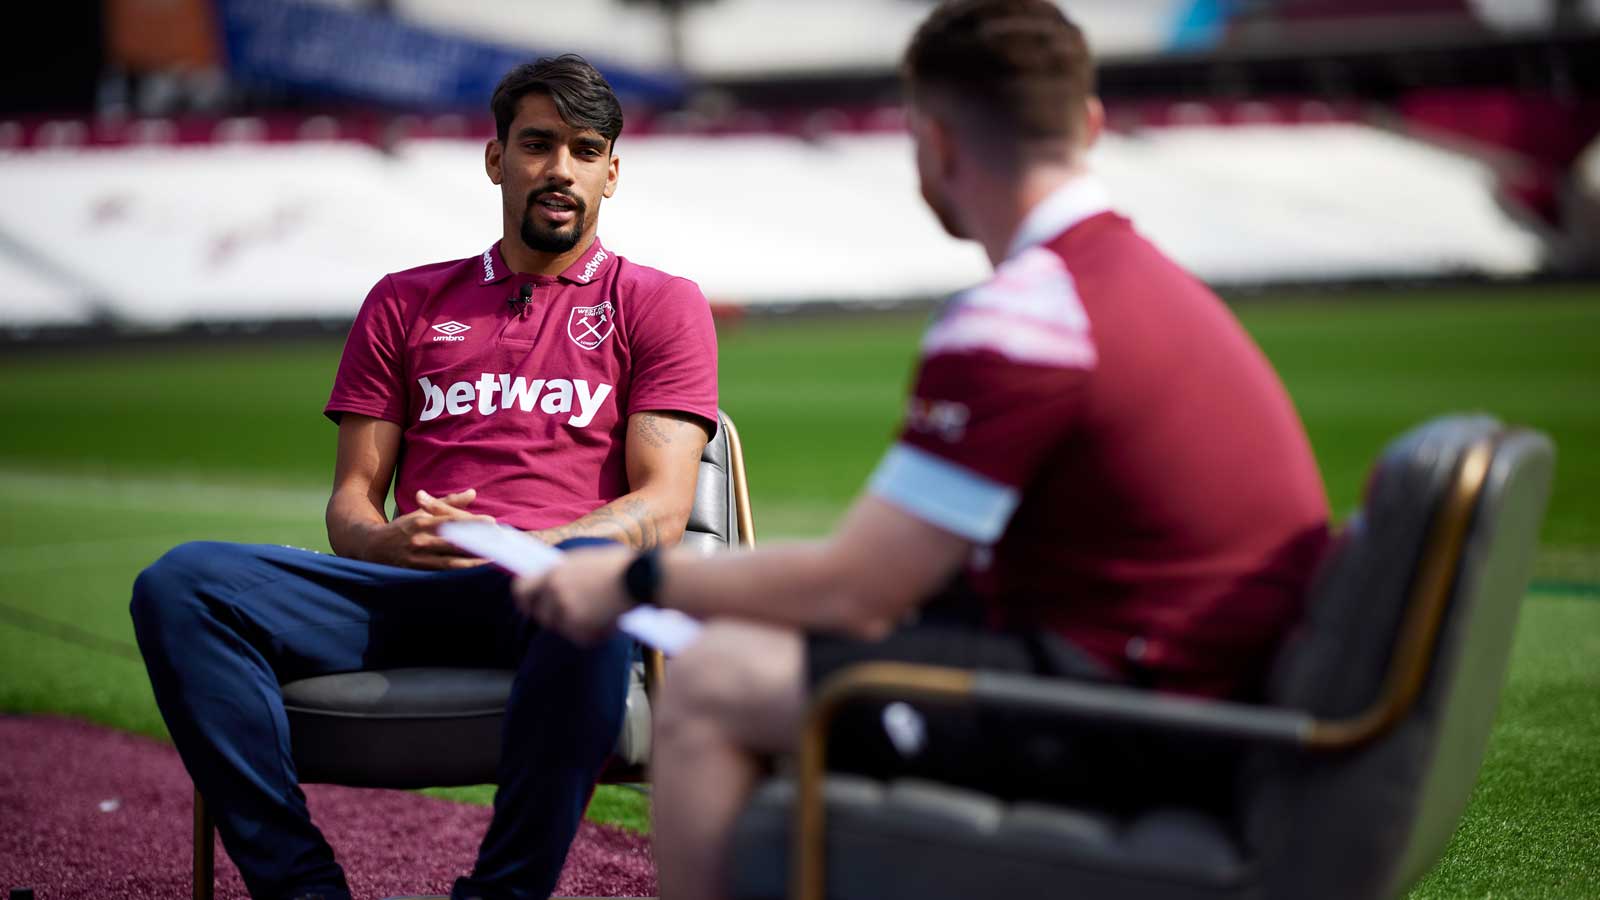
left=868, top=443, right=1020, bottom=544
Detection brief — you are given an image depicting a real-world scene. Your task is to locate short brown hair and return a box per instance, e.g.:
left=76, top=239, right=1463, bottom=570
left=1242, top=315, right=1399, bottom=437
left=491, top=54, right=624, bottom=148
left=903, top=0, right=1094, bottom=145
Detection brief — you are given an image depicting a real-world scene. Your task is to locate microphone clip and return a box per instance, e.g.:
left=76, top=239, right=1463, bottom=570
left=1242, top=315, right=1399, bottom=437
left=508, top=282, right=533, bottom=317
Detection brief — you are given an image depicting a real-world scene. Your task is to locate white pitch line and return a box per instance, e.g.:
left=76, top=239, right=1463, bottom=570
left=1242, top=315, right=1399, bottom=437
left=0, top=534, right=218, bottom=574
left=0, top=467, right=329, bottom=521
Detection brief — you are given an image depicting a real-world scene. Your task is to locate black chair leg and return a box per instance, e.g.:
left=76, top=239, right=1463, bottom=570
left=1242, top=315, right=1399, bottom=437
left=194, top=788, right=214, bottom=900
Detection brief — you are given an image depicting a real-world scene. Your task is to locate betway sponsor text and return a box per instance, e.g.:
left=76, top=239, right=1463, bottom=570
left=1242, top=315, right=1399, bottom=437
left=418, top=375, right=612, bottom=427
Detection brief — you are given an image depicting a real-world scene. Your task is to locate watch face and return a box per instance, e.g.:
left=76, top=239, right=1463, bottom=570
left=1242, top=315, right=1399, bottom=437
left=625, top=550, right=661, bottom=605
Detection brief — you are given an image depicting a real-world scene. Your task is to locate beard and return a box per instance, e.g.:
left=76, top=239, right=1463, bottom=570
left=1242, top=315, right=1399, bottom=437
left=519, top=189, right=589, bottom=253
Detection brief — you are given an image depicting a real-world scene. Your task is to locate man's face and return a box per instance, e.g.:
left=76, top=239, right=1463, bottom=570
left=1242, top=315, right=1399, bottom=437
left=908, top=103, right=966, bottom=241
left=487, top=93, right=618, bottom=254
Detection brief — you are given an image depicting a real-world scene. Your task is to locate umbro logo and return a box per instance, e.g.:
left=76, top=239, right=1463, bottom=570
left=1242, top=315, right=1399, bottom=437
left=431, top=321, right=471, bottom=342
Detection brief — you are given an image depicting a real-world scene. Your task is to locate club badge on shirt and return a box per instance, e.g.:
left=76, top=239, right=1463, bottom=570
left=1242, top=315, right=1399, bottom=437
left=568, top=301, right=615, bottom=350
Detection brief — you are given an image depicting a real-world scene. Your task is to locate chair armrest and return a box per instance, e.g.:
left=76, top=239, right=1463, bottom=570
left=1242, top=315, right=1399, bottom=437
left=970, top=668, right=1316, bottom=746
left=789, top=661, right=1317, bottom=900
left=809, top=661, right=1317, bottom=750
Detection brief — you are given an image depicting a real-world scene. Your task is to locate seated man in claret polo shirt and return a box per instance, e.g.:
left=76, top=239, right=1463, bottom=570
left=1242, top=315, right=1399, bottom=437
left=132, top=54, right=718, bottom=900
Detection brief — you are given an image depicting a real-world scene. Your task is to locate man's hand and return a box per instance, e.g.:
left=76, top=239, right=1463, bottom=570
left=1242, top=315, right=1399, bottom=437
left=358, top=488, right=496, bottom=570
left=515, top=544, right=635, bottom=644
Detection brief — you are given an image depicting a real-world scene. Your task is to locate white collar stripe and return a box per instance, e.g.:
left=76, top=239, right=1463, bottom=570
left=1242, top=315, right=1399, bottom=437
left=1006, top=177, right=1113, bottom=260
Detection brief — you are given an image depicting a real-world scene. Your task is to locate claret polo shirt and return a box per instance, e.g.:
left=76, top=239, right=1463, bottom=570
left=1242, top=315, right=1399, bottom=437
left=869, top=178, right=1329, bottom=699
left=326, top=238, right=718, bottom=532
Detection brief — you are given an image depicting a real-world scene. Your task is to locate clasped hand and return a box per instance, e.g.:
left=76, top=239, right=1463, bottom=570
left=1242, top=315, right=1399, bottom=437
left=360, top=488, right=496, bottom=570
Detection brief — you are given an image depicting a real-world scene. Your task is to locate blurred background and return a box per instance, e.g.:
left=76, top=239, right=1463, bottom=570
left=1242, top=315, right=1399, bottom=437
left=1, top=2, right=1598, bottom=897
left=0, top=0, right=1598, bottom=326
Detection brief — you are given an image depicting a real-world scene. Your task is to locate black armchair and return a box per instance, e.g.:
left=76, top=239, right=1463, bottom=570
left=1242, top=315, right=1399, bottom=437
left=191, top=408, right=756, bottom=900
left=730, top=415, right=1553, bottom=900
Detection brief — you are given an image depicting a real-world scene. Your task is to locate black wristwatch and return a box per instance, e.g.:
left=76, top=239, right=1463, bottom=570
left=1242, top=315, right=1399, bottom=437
left=622, top=549, right=661, bottom=607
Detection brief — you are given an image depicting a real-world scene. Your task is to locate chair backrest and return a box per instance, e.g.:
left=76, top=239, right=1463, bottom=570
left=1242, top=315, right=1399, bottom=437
left=637, top=407, right=752, bottom=695
left=1388, top=425, right=1551, bottom=887
left=683, top=408, right=755, bottom=554
left=1246, top=416, right=1553, bottom=898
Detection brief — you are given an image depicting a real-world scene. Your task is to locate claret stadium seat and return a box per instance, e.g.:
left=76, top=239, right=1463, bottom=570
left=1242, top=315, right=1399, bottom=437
left=190, top=409, right=756, bottom=900
left=730, top=415, right=1553, bottom=900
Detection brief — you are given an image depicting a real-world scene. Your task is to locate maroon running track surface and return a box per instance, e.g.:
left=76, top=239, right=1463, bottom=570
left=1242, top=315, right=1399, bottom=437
left=0, top=715, right=657, bottom=899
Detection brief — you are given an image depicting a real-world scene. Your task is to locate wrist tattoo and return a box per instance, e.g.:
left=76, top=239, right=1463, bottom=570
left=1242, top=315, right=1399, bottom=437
left=545, top=496, right=661, bottom=550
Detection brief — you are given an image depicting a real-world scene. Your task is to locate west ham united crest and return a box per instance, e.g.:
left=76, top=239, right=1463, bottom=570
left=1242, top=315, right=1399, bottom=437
left=567, top=301, right=615, bottom=350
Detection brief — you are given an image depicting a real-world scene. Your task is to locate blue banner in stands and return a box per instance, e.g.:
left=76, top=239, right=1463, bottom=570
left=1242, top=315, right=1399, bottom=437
left=216, top=0, right=684, bottom=109
left=1169, top=0, right=1232, bottom=52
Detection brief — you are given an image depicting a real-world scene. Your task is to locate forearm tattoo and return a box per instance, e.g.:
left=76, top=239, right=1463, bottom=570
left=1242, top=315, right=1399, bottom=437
left=536, top=411, right=706, bottom=549
left=541, top=495, right=661, bottom=550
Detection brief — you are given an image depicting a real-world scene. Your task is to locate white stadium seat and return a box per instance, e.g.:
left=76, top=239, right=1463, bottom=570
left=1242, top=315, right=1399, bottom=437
left=0, top=123, right=1546, bottom=328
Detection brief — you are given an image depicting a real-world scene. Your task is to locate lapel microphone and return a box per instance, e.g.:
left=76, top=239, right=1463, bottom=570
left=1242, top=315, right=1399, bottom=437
left=508, top=282, right=533, bottom=315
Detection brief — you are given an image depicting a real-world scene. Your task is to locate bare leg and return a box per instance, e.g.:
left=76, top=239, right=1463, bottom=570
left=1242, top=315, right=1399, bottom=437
left=652, top=620, right=806, bottom=900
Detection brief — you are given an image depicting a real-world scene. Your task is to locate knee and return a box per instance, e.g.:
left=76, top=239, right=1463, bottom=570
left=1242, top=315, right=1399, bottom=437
left=129, top=541, right=231, bottom=635
left=559, top=629, right=635, bottom=674
left=655, top=627, right=784, bottom=744
left=583, top=633, right=636, bottom=706
left=525, top=629, right=635, bottom=700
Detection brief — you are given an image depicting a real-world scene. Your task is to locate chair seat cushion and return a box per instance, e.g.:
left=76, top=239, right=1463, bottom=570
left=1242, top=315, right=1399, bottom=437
left=729, top=776, right=1257, bottom=900
left=281, top=666, right=649, bottom=788
left=283, top=667, right=514, bottom=717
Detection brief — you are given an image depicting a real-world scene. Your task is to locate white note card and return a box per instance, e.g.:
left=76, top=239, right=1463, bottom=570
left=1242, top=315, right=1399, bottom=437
left=438, top=521, right=704, bottom=654
left=618, top=605, right=704, bottom=655
left=438, top=520, right=563, bottom=578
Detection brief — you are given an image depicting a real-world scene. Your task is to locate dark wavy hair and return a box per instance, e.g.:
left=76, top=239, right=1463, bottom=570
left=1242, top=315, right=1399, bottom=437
left=491, top=54, right=624, bottom=148
left=903, top=0, right=1094, bottom=143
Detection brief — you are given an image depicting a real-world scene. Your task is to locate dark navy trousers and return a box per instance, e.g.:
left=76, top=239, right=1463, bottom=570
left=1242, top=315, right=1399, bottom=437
left=130, top=539, right=633, bottom=900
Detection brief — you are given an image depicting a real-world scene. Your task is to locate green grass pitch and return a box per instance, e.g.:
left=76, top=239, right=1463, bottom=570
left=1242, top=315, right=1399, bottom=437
left=1, top=283, right=1596, bottom=894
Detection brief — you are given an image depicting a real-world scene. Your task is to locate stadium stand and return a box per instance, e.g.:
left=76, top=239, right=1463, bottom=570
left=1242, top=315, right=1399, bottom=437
left=0, top=0, right=1592, bottom=335
left=1570, top=133, right=1600, bottom=271
left=1397, top=89, right=1600, bottom=225
left=0, top=248, right=92, bottom=328
left=371, top=0, right=1199, bottom=75
left=0, top=115, right=1548, bottom=330
left=0, top=142, right=459, bottom=328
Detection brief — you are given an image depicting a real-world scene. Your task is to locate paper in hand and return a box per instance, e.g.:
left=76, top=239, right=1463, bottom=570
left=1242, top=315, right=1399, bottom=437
left=438, top=520, right=563, bottom=578
left=618, top=605, right=703, bottom=656
left=438, top=520, right=704, bottom=655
